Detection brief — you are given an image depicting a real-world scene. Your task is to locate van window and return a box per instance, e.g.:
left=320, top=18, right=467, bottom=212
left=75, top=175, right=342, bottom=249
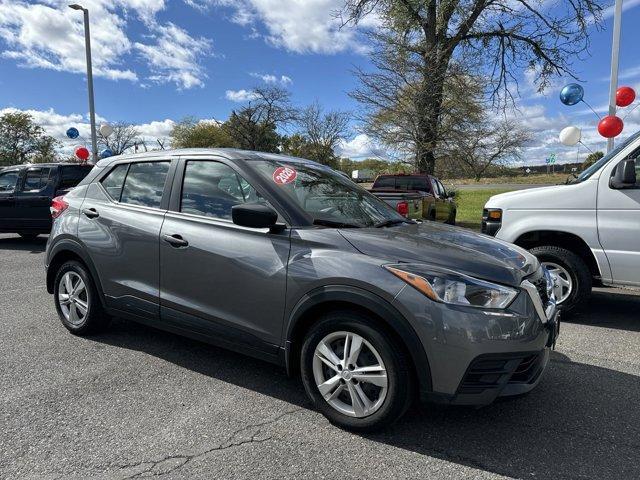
left=0, top=170, right=19, bottom=193
left=120, top=162, right=170, bottom=208
left=101, top=164, right=129, bottom=201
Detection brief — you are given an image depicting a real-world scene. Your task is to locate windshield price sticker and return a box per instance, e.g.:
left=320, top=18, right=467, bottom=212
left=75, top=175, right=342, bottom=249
left=273, top=166, right=297, bottom=185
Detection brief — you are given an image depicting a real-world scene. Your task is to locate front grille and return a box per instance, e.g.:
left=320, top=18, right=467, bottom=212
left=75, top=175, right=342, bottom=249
left=457, top=352, right=545, bottom=395
left=533, top=276, right=550, bottom=308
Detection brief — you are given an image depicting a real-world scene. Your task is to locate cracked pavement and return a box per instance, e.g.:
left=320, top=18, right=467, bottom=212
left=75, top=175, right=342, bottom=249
left=1, top=233, right=639, bottom=479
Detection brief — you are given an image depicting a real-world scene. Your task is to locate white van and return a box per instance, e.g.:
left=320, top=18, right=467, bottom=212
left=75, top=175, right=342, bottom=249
left=483, top=131, right=640, bottom=311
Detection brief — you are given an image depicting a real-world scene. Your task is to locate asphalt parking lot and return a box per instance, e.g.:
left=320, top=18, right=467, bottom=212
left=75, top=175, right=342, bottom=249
left=1, top=233, right=639, bottom=479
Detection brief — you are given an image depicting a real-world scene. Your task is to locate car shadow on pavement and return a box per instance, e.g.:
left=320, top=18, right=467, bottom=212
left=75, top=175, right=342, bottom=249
left=0, top=235, right=47, bottom=253
left=92, top=318, right=640, bottom=480
left=564, top=287, right=640, bottom=332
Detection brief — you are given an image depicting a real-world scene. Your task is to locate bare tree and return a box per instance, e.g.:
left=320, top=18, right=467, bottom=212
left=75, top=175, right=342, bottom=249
left=98, top=122, right=141, bottom=155
left=297, top=102, right=351, bottom=159
left=341, top=0, right=604, bottom=174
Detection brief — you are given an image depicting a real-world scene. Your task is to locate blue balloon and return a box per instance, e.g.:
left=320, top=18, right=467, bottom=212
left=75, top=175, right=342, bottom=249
left=560, top=83, right=584, bottom=106
left=100, top=149, right=113, bottom=158
left=66, top=127, right=79, bottom=139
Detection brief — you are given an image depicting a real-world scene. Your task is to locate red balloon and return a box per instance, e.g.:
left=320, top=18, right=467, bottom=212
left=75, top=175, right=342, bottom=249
left=616, top=86, right=636, bottom=107
left=74, top=146, right=90, bottom=161
left=598, top=115, right=624, bottom=138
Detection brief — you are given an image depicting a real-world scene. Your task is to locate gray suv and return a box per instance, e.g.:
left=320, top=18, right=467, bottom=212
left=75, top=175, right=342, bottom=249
left=45, top=149, right=559, bottom=431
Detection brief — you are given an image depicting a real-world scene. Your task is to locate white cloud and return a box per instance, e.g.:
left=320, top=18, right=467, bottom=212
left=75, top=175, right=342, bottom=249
left=250, top=72, right=292, bottom=85
left=225, top=89, right=259, bottom=102
left=0, top=1, right=213, bottom=89
left=336, top=134, right=389, bottom=159
left=0, top=0, right=140, bottom=81
left=0, top=107, right=177, bottom=156
left=186, top=0, right=367, bottom=54
left=135, top=22, right=213, bottom=89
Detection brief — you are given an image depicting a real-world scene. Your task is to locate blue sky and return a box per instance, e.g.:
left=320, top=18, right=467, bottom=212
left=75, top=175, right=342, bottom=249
left=1, top=0, right=640, bottom=164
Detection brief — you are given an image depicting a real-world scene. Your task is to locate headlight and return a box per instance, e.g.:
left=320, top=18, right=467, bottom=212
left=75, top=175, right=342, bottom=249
left=385, top=264, right=518, bottom=309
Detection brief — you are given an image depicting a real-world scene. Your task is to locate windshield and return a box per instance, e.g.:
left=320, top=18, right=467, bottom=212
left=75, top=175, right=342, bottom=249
left=572, top=130, right=640, bottom=183
left=251, top=159, right=407, bottom=227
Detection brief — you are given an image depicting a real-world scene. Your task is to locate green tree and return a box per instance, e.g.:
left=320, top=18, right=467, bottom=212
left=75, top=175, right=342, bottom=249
left=582, top=151, right=604, bottom=170
left=0, top=112, right=60, bottom=166
left=342, top=0, right=604, bottom=174
left=171, top=117, right=236, bottom=149
left=224, top=85, right=297, bottom=153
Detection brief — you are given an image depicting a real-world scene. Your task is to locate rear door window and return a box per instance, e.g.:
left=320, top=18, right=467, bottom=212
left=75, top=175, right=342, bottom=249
left=21, top=168, right=51, bottom=192
left=120, top=162, right=170, bottom=208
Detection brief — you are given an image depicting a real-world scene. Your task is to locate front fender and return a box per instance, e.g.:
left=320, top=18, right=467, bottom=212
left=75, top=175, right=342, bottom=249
left=284, top=284, right=433, bottom=397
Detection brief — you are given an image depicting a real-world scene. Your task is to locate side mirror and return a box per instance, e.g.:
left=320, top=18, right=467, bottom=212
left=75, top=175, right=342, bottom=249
left=610, top=159, right=637, bottom=189
left=232, top=203, right=279, bottom=229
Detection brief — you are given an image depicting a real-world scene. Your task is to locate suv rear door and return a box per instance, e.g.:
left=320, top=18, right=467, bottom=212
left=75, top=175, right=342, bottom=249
left=78, top=158, right=176, bottom=318
left=158, top=157, right=290, bottom=356
left=15, top=166, right=55, bottom=231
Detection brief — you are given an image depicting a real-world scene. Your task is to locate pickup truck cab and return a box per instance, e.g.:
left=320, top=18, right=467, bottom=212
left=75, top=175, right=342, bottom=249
left=370, top=174, right=457, bottom=223
left=483, top=131, right=640, bottom=311
left=0, top=163, right=92, bottom=238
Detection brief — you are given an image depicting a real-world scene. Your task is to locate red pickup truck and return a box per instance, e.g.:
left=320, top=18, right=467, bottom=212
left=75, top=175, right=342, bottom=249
left=369, top=173, right=457, bottom=224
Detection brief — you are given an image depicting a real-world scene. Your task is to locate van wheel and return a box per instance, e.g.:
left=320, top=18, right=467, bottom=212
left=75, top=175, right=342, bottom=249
left=300, top=310, right=412, bottom=432
left=530, top=246, right=592, bottom=313
left=53, top=261, right=109, bottom=335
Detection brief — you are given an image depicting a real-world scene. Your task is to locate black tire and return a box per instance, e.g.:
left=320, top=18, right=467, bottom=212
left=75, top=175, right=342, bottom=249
left=18, top=233, right=39, bottom=240
left=530, top=245, right=592, bottom=313
left=53, top=260, right=109, bottom=335
left=446, top=209, right=457, bottom=225
left=300, top=310, right=413, bottom=432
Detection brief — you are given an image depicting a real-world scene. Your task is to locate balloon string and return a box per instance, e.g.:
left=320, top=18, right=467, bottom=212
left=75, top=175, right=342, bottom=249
left=578, top=141, right=594, bottom=154
left=581, top=99, right=602, bottom=120
left=622, top=102, right=640, bottom=121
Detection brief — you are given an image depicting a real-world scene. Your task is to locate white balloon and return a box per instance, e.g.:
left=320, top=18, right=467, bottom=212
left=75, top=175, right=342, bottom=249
left=559, top=126, right=581, bottom=146
left=99, top=124, right=114, bottom=137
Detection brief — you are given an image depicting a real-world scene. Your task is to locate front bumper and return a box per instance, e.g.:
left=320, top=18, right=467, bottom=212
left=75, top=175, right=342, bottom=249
left=393, top=268, right=559, bottom=406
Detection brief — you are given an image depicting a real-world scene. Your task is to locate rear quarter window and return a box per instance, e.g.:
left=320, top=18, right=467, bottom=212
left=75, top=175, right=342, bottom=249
left=59, top=165, right=92, bottom=190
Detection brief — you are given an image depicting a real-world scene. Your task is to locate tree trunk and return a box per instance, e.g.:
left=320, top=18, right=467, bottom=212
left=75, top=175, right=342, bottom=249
left=415, top=62, right=446, bottom=175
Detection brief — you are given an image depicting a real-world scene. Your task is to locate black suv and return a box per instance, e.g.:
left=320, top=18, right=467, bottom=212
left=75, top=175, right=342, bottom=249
left=0, top=163, right=92, bottom=238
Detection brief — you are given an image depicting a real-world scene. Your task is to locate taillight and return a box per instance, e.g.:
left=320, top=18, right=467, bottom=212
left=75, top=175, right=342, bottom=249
left=397, top=201, right=409, bottom=217
left=51, top=196, right=69, bottom=219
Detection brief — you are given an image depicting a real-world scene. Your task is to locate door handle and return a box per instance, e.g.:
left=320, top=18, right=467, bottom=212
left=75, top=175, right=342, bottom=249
left=162, top=234, right=189, bottom=248
left=82, top=208, right=99, bottom=219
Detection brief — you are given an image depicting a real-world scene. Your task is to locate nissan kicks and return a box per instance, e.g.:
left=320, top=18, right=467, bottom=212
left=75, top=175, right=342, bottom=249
left=45, top=149, right=559, bottom=431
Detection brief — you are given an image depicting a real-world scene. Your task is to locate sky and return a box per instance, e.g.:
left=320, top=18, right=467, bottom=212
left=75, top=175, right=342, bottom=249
left=1, top=0, right=640, bottom=165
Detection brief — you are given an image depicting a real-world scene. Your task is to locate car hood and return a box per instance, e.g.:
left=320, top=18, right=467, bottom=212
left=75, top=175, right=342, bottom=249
left=339, top=222, right=538, bottom=286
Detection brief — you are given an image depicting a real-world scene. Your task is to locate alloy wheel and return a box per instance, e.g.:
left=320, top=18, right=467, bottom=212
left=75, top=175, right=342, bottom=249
left=58, top=271, right=89, bottom=326
left=312, top=331, right=388, bottom=418
left=542, top=261, right=573, bottom=304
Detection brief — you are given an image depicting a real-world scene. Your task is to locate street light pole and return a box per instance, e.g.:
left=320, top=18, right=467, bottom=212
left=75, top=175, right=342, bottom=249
left=607, top=0, right=624, bottom=153
left=69, top=4, right=98, bottom=163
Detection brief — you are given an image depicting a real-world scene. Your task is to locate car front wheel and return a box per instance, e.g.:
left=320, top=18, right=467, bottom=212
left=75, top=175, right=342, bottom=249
left=300, top=310, right=412, bottom=432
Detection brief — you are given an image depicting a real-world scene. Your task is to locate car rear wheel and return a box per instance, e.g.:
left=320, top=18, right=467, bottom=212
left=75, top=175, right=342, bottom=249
left=530, top=245, right=592, bottom=313
left=54, top=261, right=109, bottom=335
left=300, top=310, right=412, bottom=432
